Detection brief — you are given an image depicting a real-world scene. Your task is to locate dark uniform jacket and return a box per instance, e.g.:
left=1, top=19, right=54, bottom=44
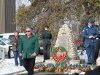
left=83, top=25, right=99, bottom=47
left=41, top=30, right=52, bottom=45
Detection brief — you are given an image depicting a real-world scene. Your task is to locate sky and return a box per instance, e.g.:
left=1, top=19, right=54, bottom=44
left=16, top=0, right=31, bottom=10
left=21, top=0, right=31, bottom=6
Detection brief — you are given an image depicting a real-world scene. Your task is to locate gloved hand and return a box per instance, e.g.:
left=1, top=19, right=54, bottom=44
left=89, top=36, right=95, bottom=38
left=19, top=53, right=22, bottom=56
left=31, top=52, right=37, bottom=56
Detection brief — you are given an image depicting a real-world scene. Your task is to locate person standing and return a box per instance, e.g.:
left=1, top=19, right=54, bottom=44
left=19, top=27, right=39, bottom=75
left=83, top=18, right=99, bottom=64
left=11, top=31, right=22, bottom=66
left=94, top=32, right=100, bottom=62
left=41, top=26, right=52, bottom=62
left=85, top=57, right=100, bottom=75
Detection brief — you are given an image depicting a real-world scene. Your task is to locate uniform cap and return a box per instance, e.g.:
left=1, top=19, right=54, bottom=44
left=88, top=18, right=95, bottom=23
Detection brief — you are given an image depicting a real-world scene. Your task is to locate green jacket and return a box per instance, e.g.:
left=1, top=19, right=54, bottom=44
left=19, top=34, right=39, bottom=58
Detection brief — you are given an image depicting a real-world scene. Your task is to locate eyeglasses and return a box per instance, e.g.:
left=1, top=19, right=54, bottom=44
left=26, top=31, right=31, bottom=32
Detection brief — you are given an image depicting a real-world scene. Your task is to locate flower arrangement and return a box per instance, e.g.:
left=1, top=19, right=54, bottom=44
left=34, top=63, right=45, bottom=72
left=45, top=63, right=55, bottom=72
left=34, top=45, right=93, bottom=74
left=55, top=62, right=66, bottom=74
left=34, top=63, right=92, bottom=74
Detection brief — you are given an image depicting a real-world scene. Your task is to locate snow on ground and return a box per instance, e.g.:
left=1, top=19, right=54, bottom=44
left=0, top=55, right=55, bottom=75
left=0, top=51, right=88, bottom=75
left=0, top=58, right=24, bottom=75
left=0, top=55, right=44, bottom=75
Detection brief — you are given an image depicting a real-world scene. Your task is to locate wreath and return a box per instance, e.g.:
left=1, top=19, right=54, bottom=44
left=52, top=46, right=67, bottom=62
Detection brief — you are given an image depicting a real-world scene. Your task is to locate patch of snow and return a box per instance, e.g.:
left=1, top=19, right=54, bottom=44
left=0, top=55, right=44, bottom=75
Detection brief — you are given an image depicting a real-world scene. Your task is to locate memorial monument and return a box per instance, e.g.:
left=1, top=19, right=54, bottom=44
left=55, top=19, right=79, bottom=64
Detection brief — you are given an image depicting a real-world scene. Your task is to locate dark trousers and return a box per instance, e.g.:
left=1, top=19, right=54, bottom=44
left=23, top=58, right=35, bottom=75
left=8, top=48, right=11, bottom=58
left=8, top=46, right=12, bottom=58
left=8, top=50, right=11, bottom=58
left=94, top=40, right=100, bottom=62
left=43, top=44, right=51, bottom=60
left=85, top=41, right=96, bottom=64
left=13, top=51, right=23, bottom=66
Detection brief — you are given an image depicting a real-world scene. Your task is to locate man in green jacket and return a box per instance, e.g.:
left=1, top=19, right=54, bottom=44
left=19, top=27, right=39, bottom=75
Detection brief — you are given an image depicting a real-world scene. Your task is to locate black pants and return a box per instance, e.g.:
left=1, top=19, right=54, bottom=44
left=94, top=40, right=100, bottom=62
left=23, top=58, right=35, bottom=75
left=43, top=44, right=51, bottom=60
left=8, top=48, right=11, bottom=58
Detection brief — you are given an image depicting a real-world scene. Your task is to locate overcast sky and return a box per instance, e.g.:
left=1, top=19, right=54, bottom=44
left=22, top=0, right=31, bottom=5
left=16, top=0, right=31, bottom=10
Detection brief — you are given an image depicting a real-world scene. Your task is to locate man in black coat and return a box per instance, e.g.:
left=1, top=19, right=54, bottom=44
left=85, top=57, right=100, bottom=75
left=94, top=32, right=100, bottom=62
left=41, top=26, right=52, bottom=62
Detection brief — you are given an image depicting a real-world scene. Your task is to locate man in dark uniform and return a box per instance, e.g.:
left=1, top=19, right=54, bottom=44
left=83, top=18, right=99, bottom=64
left=41, top=26, right=52, bottom=62
left=85, top=57, right=100, bottom=75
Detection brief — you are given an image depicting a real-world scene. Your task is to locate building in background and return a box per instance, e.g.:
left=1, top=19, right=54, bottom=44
left=0, top=0, right=5, bottom=33
left=0, top=0, right=16, bottom=33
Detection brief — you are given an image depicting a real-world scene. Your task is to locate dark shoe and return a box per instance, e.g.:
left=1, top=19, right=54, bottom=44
left=87, top=63, right=92, bottom=65
left=43, top=60, right=45, bottom=62
left=20, top=64, right=23, bottom=66
left=28, top=71, right=34, bottom=75
left=15, top=65, right=18, bottom=66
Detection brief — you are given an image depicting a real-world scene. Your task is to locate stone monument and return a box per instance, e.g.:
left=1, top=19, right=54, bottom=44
left=55, top=20, right=80, bottom=64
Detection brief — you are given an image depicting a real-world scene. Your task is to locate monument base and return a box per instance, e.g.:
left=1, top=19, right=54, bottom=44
left=69, top=60, right=80, bottom=65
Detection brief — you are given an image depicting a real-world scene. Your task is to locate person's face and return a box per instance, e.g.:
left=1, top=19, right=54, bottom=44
left=26, top=28, right=32, bottom=36
left=45, top=27, right=48, bottom=30
left=14, top=32, right=19, bottom=37
left=88, top=22, right=93, bottom=26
